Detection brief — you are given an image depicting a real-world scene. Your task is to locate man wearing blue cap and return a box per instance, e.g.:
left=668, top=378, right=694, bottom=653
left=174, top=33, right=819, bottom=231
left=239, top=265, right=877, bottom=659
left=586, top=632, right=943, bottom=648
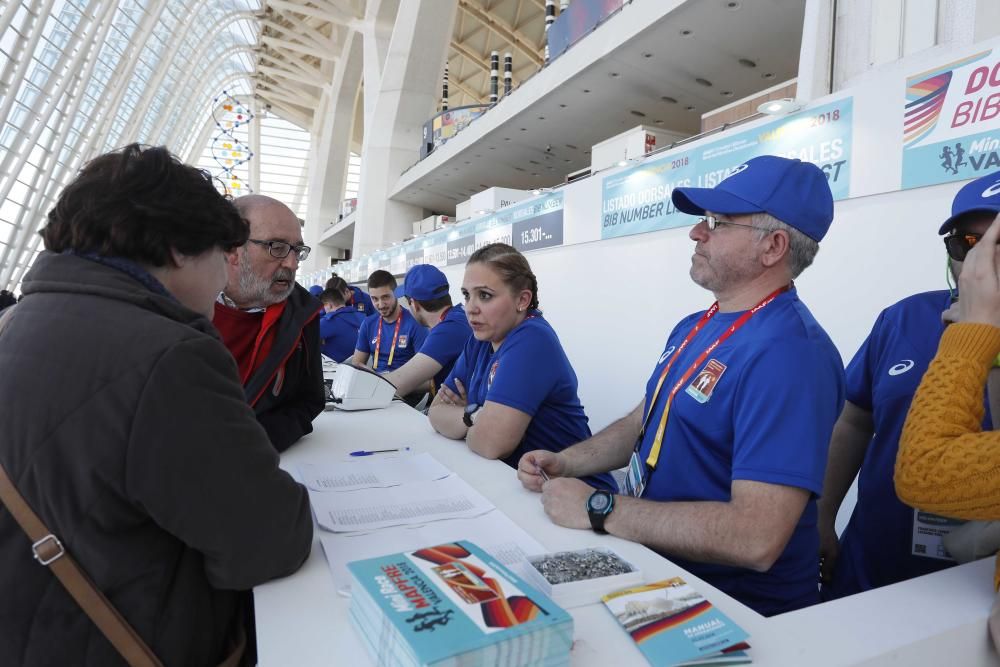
left=819, top=170, right=1000, bottom=600
left=519, top=155, right=845, bottom=616
left=353, top=270, right=428, bottom=373
left=384, top=264, right=473, bottom=398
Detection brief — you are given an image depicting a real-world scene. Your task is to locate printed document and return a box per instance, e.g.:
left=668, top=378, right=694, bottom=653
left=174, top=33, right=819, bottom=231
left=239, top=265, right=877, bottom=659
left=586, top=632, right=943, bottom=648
left=309, top=474, right=495, bottom=532
left=298, top=453, right=449, bottom=492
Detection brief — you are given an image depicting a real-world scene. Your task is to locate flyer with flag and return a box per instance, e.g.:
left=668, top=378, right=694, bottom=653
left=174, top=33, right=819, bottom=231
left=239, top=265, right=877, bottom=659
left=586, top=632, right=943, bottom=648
left=602, top=577, right=751, bottom=667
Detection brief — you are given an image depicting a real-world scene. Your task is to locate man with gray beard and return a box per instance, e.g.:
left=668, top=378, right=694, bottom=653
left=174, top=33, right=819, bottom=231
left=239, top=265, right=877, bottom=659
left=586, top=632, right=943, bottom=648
left=213, top=194, right=325, bottom=451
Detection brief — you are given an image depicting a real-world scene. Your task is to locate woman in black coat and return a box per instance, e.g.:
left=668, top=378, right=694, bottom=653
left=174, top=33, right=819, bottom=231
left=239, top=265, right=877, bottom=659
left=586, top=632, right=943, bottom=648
left=0, top=145, right=313, bottom=666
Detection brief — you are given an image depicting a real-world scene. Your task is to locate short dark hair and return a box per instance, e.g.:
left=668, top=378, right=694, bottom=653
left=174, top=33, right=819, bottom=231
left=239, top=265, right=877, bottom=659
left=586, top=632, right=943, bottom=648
left=367, top=270, right=397, bottom=290
left=40, top=144, right=248, bottom=266
left=326, top=276, right=349, bottom=292
left=412, top=294, right=453, bottom=312
left=468, top=243, right=539, bottom=310
left=320, top=288, right=346, bottom=306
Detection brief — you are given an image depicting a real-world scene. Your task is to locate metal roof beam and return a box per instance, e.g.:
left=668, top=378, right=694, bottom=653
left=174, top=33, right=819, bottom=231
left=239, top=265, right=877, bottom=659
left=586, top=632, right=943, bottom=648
left=258, top=61, right=325, bottom=89
left=260, top=33, right=330, bottom=59
left=268, top=0, right=358, bottom=28
left=457, top=0, right=543, bottom=67
left=262, top=15, right=338, bottom=53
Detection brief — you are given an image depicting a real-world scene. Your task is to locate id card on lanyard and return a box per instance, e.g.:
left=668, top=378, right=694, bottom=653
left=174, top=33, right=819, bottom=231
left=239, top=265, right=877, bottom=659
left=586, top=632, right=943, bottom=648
left=373, top=308, right=403, bottom=371
left=623, top=286, right=789, bottom=498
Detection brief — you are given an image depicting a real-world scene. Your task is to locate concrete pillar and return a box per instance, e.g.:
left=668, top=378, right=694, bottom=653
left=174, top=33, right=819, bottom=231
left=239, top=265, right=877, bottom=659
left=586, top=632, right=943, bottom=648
left=302, top=29, right=364, bottom=272
left=796, top=0, right=833, bottom=101
left=353, top=0, right=458, bottom=258
left=361, top=0, right=398, bottom=131
left=939, top=0, right=1000, bottom=44
left=249, top=96, right=261, bottom=192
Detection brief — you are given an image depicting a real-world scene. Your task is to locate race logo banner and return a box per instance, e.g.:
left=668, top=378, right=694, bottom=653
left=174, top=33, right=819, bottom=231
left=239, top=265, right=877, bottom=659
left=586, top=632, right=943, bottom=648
left=601, top=98, right=852, bottom=239
left=902, top=49, right=1000, bottom=189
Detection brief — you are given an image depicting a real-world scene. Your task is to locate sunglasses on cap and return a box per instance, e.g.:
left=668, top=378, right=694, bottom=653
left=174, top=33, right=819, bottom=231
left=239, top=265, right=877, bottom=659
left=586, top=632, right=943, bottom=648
left=943, top=232, right=982, bottom=262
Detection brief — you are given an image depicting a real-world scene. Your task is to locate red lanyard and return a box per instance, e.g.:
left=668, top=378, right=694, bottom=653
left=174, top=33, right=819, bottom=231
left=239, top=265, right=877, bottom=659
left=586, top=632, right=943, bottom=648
left=641, top=285, right=789, bottom=469
left=373, top=307, right=403, bottom=370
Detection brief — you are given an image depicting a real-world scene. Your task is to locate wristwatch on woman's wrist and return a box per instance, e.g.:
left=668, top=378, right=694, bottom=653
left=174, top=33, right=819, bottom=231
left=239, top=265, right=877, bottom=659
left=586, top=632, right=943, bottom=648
left=462, top=403, right=480, bottom=428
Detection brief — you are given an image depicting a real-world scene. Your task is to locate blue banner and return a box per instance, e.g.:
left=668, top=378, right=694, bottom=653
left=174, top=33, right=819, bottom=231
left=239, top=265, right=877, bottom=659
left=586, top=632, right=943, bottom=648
left=547, top=0, right=624, bottom=61
left=902, top=48, right=1000, bottom=189
left=601, top=98, right=853, bottom=239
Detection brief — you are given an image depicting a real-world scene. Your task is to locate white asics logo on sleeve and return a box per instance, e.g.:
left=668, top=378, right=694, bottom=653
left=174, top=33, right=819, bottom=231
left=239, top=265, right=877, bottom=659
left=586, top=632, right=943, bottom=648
left=658, top=346, right=676, bottom=365
left=888, top=359, right=915, bottom=376
left=982, top=180, right=1000, bottom=198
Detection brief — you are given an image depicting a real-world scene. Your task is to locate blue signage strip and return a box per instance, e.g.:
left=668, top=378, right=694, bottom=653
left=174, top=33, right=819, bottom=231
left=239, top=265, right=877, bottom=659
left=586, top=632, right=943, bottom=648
left=600, top=98, right=853, bottom=240
left=441, top=192, right=565, bottom=265
left=513, top=209, right=563, bottom=252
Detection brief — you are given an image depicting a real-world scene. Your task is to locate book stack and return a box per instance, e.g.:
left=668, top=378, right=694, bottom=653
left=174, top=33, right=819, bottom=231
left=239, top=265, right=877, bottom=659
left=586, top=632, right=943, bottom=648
left=602, top=578, right=751, bottom=667
left=347, top=540, right=574, bottom=667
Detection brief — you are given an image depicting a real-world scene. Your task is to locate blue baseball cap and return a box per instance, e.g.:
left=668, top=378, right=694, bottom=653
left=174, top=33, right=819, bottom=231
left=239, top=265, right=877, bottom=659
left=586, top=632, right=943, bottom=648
left=938, top=170, right=1000, bottom=234
left=671, top=155, right=835, bottom=241
left=308, top=284, right=323, bottom=297
left=395, top=264, right=450, bottom=301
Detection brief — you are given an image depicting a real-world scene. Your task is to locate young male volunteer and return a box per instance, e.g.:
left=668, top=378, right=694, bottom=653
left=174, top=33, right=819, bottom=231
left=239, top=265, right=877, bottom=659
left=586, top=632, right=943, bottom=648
left=819, top=170, right=1000, bottom=599
left=517, top=156, right=845, bottom=616
left=353, top=270, right=428, bottom=372
left=318, top=287, right=365, bottom=362
left=384, top=264, right=472, bottom=398
left=327, top=273, right=374, bottom=314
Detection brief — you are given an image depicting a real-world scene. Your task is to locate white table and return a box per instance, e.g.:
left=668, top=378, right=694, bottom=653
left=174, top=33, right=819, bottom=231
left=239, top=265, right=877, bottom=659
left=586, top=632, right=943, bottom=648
left=254, top=403, right=998, bottom=666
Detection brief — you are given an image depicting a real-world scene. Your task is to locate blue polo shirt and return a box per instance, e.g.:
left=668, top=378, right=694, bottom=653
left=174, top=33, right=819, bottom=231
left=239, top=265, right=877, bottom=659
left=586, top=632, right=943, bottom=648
left=824, top=290, right=987, bottom=600
left=319, top=306, right=364, bottom=362
left=355, top=308, right=428, bottom=371
left=418, top=305, right=473, bottom=390
left=349, top=286, right=375, bottom=315
left=637, top=288, right=844, bottom=617
left=443, top=312, right=615, bottom=491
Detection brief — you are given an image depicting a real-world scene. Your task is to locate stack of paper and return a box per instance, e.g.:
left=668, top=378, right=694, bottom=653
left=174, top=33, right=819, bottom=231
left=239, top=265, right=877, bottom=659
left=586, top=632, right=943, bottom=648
left=308, top=473, right=495, bottom=533
left=348, top=540, right=574, bottom=667
left=300, top=453, right=450, bottom=492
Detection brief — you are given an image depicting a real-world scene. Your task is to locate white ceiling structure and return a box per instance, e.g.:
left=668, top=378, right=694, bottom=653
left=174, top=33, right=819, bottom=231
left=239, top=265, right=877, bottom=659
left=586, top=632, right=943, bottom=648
left=0, top=0, right=553, bottom=291
left=0, top=0, right=805, bottom=289
left=251, top=0, right=547, bottom=148
left=390, top=0, right=807, bottom=213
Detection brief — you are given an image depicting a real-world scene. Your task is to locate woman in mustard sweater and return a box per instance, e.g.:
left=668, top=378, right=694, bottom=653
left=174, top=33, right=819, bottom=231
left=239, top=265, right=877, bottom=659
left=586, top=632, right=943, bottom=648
left=897, top=210, right=1000, bottom=642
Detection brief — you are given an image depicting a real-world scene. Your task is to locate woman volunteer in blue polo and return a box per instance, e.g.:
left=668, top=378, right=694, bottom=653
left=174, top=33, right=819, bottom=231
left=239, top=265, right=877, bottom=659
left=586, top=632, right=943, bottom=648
left=428, top=243, right=615, bottom=491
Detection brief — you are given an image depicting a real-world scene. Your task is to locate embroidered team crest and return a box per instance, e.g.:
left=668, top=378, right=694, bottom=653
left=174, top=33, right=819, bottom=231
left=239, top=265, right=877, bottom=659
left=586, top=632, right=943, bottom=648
left=358, top=303, right=365, bottom=311
left=488, top=360, right=500, bottom=390
left=398, top=334, right=409, bottom=349
left=685, top=359, right=727, bottom=403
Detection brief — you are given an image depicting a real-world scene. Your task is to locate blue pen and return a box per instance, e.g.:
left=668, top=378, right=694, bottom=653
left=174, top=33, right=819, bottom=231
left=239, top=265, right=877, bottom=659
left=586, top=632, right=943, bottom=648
left=349, top=446, right=412, bottom=457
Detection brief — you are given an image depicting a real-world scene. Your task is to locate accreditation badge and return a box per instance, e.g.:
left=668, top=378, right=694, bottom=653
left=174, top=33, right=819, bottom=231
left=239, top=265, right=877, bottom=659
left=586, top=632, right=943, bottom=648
left=911, top=509, right=964, bottom=561
left=685, top=359, right=727, bottom=404
left=622, top=450, right=647, bottom=498
left=398, top=334, right=409, bottom=349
